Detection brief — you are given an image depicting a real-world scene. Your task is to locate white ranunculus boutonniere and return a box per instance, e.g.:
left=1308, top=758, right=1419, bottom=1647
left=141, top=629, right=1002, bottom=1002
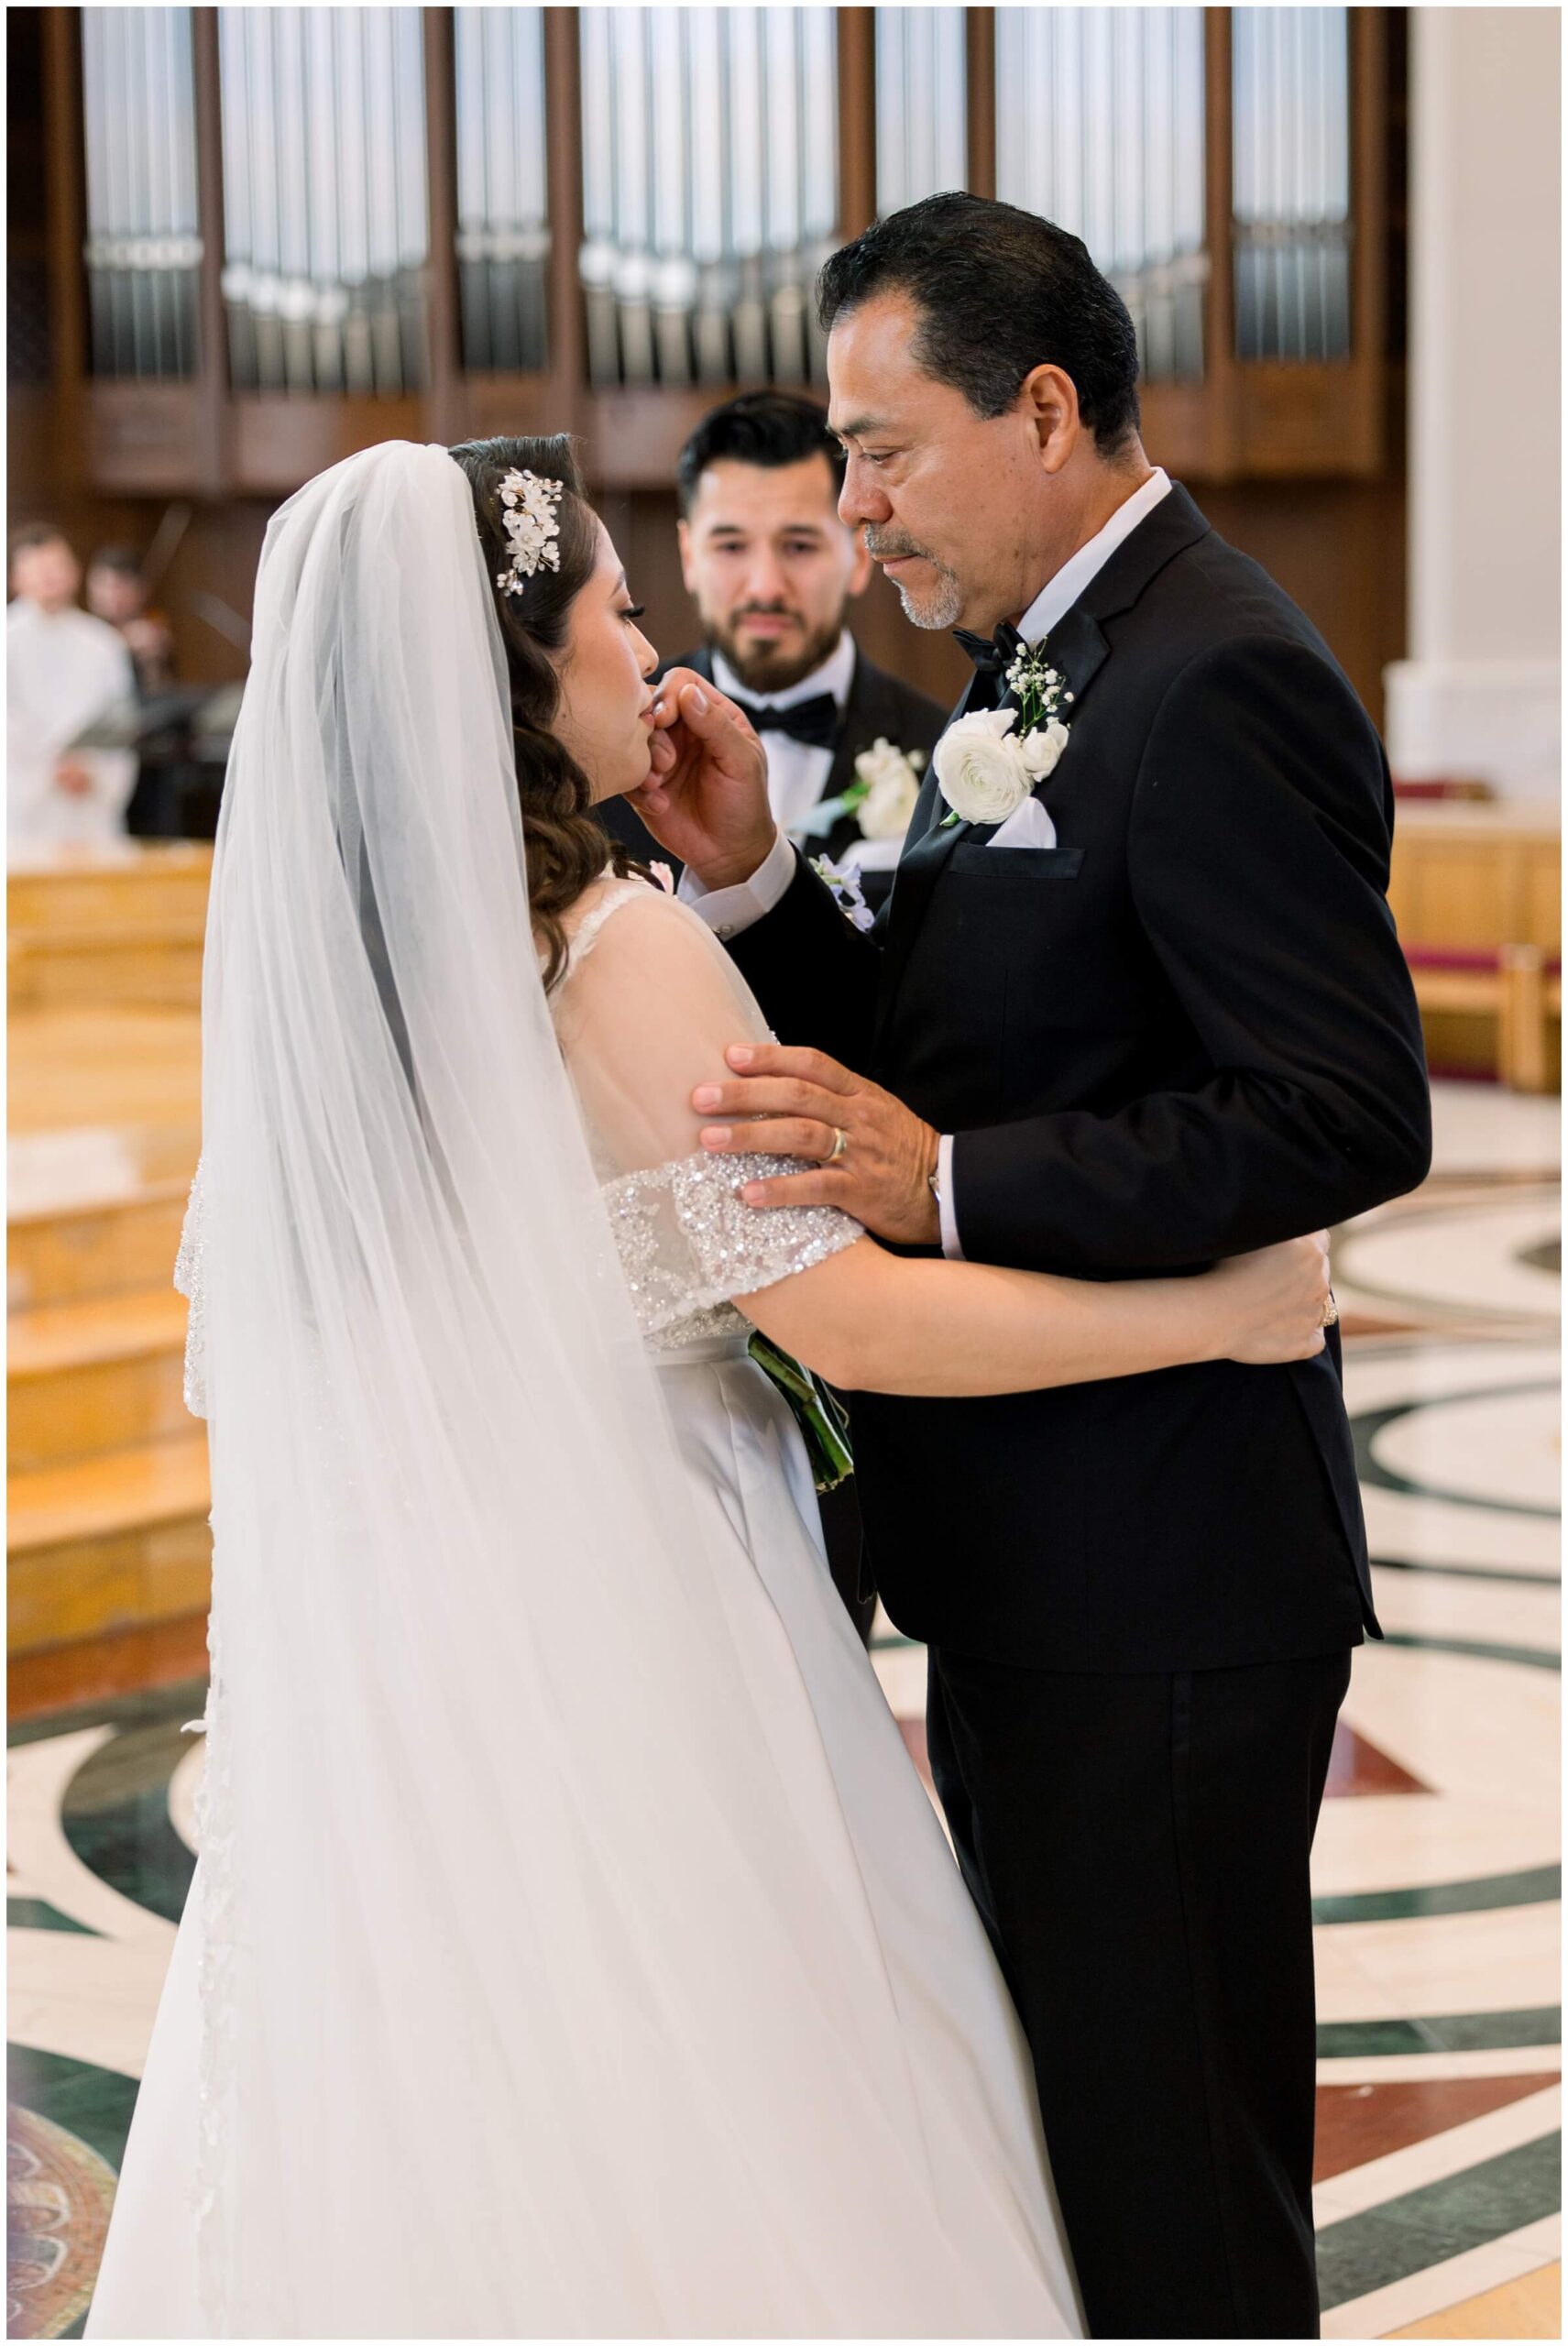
left=933, top=708, right=1067, bottom=828
left=935, top=637, right=1073, bottom=829
left=1019, top=718, right=1070, bottom=779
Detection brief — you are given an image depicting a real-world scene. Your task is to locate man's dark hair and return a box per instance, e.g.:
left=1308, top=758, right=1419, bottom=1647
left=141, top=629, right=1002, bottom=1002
left=817, top=192, right=1141, bottom=454
left=88, top=544, right=145, bottom=578
left=8, top=521, right=71, bottom=561
left=675, top=390, right=847, bottom=515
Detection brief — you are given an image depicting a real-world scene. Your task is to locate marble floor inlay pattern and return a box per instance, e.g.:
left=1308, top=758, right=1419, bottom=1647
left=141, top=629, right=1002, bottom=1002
left=7, top=1085, right=1560, bottom=2338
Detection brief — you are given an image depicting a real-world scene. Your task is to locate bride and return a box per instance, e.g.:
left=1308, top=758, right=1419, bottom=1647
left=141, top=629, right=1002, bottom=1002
left=87, top=438, right=1330, bottom=2341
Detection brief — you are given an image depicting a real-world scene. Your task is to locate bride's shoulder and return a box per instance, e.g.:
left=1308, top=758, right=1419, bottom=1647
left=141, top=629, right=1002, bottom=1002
left=554, top=866, right=767, bottom=1071
left=560, top=870, right=724, bottom=978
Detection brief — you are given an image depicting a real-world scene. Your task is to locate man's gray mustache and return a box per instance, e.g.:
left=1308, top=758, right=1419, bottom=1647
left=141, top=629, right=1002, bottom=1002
left=865, top=534, right=944, bottom=567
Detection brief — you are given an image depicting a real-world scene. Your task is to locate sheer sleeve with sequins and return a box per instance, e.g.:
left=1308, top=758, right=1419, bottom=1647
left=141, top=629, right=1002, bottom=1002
left=554, top=881, right=863, bottom=1340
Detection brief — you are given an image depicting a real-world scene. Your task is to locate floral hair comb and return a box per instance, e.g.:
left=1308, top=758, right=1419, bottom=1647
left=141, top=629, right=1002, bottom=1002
left=495, top=469, right=564, bottom=596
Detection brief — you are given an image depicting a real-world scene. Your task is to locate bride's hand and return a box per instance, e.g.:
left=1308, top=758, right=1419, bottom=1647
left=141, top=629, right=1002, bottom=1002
left=628, top=670, right=777, bottom=888
left=1212, top=1233, right=1333, bottom=1363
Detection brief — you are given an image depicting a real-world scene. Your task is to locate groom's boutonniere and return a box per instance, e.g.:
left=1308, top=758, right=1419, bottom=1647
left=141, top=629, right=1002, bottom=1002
left=845, top=738, right=926, bottom=843
left=934, top=641, right=1072, bottom=828
left=799, top=739, right=926, bottom=848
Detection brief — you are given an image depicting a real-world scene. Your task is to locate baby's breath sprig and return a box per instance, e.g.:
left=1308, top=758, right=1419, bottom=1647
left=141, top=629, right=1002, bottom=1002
left=1003, top=641, right=1073, bottom=734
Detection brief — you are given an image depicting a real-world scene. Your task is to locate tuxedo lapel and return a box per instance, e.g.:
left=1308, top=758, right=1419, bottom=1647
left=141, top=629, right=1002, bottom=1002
left=875, top=777, right=969, bottom=1027
left=818, top=651, right=950, bottom=869
left=823, top=646, right=878, bottom=803
left=874, top=665, right=1004, bottom=1023
left=822, top=649, right=933, bottom=796
left=1034, top=484, right=1209, bottom=716
left=1038, top=601, right=1111, bottom=717
left=1063, top=481, right=1211, bottom=641
left=872, top=483, right=1212, bottom=1039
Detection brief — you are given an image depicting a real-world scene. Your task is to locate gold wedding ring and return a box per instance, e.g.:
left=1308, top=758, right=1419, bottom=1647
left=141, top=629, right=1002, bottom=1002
left=1321, top=1289, right=1340, bottom=1329
left=827, top=1127, right=850, bottom=1165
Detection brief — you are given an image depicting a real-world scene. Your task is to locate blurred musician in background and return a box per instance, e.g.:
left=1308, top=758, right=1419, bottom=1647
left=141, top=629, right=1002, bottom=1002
left=600, top=390, right=946, bottom=914
left=7, top=524, right=137, bottom=850
left=86, top=545, right=183, bottom=836
left=86, top=546, right=177, bottom=697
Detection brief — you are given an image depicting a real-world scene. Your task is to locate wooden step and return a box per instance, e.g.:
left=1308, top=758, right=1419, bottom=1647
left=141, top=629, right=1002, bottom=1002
left=10, top=1612, right=212, bottom=1719
left=10, top=1010, right=203, bottom=1133
left=8, top=1288, right=192, bottom=1469
left=9, top=1127, right=198, bottom=1310
left=7, top=840, right=213, bottom=935
left=8, top=1431, right=212, bottom=1655
left=9, top=1427, right=211, bottom=1551
left=9, top=924, right=205, bottom=1012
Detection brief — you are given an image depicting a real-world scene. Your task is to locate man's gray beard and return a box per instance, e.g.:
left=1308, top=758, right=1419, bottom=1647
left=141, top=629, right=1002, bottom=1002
left=892, top=567, right=965, bottom=630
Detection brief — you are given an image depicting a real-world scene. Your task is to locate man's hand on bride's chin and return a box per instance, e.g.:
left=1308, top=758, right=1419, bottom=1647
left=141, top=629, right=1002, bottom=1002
left=692, top=1044, right=942, bottom=1247
left=630, top=671, right=776, bottom=889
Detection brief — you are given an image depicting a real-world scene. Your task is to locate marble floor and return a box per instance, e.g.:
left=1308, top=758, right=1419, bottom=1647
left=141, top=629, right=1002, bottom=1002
left=7, top=1082, right=1560, bottom=2339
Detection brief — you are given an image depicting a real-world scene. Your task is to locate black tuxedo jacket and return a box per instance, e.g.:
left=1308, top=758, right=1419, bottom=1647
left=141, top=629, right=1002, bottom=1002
left=727, top=484, right=1432, bottom=1672
left=598, top=641, right=947, bottom=904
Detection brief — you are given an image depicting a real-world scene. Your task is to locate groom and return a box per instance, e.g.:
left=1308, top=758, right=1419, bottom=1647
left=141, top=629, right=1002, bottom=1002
left=634, top=195, right=1431, bottom=2339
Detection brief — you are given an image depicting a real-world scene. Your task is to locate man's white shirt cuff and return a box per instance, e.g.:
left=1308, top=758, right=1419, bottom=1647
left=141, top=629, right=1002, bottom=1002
left=937, top=1133, right=963, bottom=1260
left=678, top=828, right=795, bottom=939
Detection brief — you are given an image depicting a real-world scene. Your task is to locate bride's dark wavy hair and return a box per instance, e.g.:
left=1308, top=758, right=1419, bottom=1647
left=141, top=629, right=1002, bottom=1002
left=449, top=433, right=648, bottom=989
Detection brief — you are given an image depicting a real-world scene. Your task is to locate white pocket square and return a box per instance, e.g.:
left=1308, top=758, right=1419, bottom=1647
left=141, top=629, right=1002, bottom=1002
left=989, top=795, right=1058, bottom=850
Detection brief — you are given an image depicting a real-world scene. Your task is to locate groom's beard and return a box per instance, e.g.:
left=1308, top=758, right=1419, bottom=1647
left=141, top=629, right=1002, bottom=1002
left=864, top=529, right=965, bottom=630
left=707, top=605, right=845, bottom=695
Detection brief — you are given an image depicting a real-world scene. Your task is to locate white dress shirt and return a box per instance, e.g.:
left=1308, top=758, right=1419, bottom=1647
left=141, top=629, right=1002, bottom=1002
left=7, top=597, right=138, bottom=850
left=684, top=470, right=1175, bottom=1257
left=712, top=630, right=856, bottom=841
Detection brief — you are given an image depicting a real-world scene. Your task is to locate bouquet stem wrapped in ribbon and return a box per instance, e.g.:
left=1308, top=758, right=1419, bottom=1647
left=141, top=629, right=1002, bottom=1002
left=747, top=1331, right=854, bottom=1493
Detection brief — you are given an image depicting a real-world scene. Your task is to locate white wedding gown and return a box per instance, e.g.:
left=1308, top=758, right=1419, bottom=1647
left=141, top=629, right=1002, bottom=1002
left=91, top=880, right=1081, bottom=2340
left=84, top=443, right=1082, bottom=2338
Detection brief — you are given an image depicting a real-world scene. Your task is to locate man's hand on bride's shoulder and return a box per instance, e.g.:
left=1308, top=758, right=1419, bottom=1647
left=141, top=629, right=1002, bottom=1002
left=1212, top=1233, right=1333, bottom=1365
left=693, top=1043, right=942, bottom=1248
left=629, top=670, right=776, bottom=888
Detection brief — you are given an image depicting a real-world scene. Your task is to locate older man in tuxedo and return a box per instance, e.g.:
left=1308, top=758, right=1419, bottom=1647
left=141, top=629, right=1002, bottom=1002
left=632, top=197, right=1431, bottom=2339
left=601, top=390, right=945, bottom=913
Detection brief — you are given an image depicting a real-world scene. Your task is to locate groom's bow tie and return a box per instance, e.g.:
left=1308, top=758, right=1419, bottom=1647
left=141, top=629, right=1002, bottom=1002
left=952, top=619, right=1027, bottom=678
left=728, top=691, right=840, bottom=750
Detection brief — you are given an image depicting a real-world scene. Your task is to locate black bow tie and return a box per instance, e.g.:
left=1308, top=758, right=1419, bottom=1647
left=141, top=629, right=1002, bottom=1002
left=952, top=620, right=1027, bottom=677
left=729, top=691, right=840, bottom=750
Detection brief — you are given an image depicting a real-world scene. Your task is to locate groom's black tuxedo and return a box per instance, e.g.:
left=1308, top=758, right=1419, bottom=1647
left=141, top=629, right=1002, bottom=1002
left=720, top=483, right=1431, bottom=2339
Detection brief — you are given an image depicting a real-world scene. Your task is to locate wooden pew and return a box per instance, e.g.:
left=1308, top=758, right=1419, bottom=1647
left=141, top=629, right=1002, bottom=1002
left=1388, top=804, right=1562, bottom=1091
left=7, top=840, right=212, bottom=1012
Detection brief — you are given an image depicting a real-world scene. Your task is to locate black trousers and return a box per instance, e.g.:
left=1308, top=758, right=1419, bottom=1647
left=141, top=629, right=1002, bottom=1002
left=925, top=1643, right=1352, bottom=2340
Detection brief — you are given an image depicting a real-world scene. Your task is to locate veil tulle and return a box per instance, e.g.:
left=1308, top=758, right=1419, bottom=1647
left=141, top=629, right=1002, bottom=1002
left=173, top=442, right=1050, bottom=2335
